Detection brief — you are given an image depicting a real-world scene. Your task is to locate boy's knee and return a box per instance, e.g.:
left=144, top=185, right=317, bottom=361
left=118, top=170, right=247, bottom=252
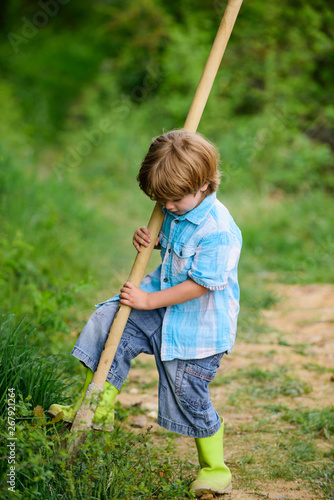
left=80, top=302, right=119, bottom=345
left=92, top=302, right=118, bottom=326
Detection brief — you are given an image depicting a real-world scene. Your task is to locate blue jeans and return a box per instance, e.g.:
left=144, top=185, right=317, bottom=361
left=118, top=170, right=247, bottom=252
left=71, top=301, right=223, bottom=438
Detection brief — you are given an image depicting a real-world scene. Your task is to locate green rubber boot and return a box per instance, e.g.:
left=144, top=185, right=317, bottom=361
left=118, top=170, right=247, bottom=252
left=91, top=382, right=120, bottom=431
left=189, top=421, right=232, bottom=497
left=48, top=368, right=120, bottom=431
left=48, top=367, right=94, bottom=422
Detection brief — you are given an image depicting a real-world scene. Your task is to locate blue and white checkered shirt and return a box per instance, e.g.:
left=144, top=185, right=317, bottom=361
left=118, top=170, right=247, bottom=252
left=135, top=192, right=242, bottom=361
left=97, top=192, right=241, bottom=361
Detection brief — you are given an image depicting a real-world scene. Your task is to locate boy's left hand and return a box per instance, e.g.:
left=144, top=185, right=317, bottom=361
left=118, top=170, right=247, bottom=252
left=119, top=281, right=150, bottom=310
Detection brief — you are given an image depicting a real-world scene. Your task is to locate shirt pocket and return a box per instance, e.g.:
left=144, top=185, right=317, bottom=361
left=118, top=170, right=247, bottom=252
left=171, top=243, right=196, bottom=277
left=160, top=235, right=168, bottom=261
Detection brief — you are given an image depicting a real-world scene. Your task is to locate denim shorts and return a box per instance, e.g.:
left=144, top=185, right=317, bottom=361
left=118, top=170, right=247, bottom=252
left=71, top=301, right=223, bottom=438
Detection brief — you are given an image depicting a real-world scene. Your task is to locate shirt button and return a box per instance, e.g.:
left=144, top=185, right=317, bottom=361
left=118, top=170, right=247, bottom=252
left=168, top=248, right=171, bottom=253
left=163, top=278, right=168, bottom=282
left=180, top=251, right=183, bottom=256
left=175, top=220, right=179, bottom=224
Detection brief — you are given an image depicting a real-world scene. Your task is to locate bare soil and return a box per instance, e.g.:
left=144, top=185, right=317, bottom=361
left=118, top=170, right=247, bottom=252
left=117, top=284, right=334, bottom=499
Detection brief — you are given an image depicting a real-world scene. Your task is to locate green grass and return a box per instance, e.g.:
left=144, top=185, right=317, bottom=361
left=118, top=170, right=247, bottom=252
left=0, top=316, right=73, bottom=416
left=281, top=407, right=334, bottom=438
left=0, top=317, right=195, bottom=499
left=0, top=417, right=196, bottom=499
left=224, top=403, right=334, bottom=498
left=212, top=365, right=313, bottom=401
left=303, top=363, right=334, bottom=375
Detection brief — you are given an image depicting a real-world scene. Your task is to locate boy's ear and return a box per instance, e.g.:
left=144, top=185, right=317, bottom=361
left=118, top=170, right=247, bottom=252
left=200, top=182, right=210, bottom=192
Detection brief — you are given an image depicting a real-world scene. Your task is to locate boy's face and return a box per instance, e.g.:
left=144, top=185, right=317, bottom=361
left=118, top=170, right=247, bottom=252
left=162, top=183, right=209, bottom=216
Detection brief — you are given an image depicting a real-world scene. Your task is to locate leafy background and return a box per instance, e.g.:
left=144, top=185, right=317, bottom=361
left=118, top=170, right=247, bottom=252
left=0, top=0, right=333, bottom=498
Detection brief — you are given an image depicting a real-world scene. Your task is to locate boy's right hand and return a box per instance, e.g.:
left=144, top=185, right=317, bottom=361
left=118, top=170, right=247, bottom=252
left=133, top=226, right=152, bottom=252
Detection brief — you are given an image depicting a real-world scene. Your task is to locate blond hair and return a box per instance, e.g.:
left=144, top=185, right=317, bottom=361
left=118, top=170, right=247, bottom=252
left=137, top=130, right=221, bottom=201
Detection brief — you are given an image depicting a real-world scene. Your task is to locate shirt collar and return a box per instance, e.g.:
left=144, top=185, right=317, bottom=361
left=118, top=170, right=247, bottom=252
left=162, top=192, right=216, bottom=225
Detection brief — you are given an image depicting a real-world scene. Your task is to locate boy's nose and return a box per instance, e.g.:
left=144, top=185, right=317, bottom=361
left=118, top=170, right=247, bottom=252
left=165, top=201, right=175, bottom=210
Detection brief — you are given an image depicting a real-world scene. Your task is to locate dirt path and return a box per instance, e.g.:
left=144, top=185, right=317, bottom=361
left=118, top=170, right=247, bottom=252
left=117, top=284, right=334, bottom=499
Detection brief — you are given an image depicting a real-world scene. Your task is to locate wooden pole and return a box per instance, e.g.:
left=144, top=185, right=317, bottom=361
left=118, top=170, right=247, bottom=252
left=69, top=0, right=243, bottom=450
left=184, top=0, right=243, bottom=132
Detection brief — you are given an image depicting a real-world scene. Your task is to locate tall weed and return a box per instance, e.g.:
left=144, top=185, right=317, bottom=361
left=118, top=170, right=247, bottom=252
left=0, top=315, right=72, bottom=416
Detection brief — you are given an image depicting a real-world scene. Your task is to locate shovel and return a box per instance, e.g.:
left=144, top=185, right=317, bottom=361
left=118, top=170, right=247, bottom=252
left=68, top=0, right=243, bottom=454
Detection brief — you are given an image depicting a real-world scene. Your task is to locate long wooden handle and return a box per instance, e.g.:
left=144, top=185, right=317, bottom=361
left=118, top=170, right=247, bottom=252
left=92, top=202, right=164, bottom=386
left=184, top=0, right=243, bottom=132
left=70, top=0, right=243, bottom=437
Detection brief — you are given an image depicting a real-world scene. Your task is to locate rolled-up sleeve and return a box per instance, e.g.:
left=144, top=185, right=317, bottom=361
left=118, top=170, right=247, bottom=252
left=188, top=232, right=241, bottom=291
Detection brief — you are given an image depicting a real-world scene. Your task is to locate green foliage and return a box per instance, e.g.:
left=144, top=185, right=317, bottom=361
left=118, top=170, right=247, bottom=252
left=0, top=412, right=195, bottom=499
left=98, top=0, right=170, bottom=94
left=0, top=315, right=71, bottom=416
left=0, top=0, right=333, bottom=498
left=0, top=231, right=81, bottom=329
left=228, top=190, right=334, bottom=283
left=0, top=316, right=194, bottom=498
left=1, top=0, right=333, bottom=195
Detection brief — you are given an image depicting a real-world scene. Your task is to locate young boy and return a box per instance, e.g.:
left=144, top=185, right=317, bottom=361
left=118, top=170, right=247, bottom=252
left=49, top=130, right=242, bottom=496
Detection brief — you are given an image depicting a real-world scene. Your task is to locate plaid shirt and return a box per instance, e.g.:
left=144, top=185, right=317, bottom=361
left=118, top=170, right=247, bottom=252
left=136, top=192, right=242, bottom=361
left=98, top=192, right=242, bottom=361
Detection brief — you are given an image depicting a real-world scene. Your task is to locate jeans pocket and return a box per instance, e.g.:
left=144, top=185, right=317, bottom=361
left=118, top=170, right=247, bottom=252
left=175, top=359, right=219, bottom=416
